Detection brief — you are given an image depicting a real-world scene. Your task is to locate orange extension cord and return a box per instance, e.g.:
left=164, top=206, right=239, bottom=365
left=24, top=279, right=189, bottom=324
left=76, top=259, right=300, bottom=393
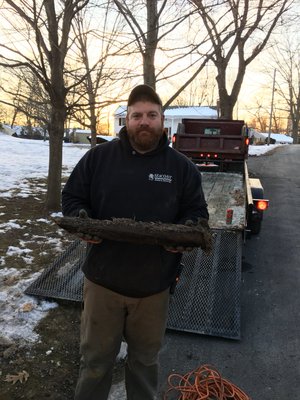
left=164, top=364, right=251, bottom=400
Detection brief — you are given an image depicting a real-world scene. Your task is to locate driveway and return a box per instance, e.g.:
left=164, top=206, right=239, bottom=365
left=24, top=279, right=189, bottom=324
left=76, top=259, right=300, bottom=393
left=158, top=145, right=300, bottom=399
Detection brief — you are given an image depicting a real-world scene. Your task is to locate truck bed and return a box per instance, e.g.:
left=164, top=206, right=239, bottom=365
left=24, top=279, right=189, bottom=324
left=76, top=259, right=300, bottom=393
left=174, top=118, right=249, bottom=165
left=201, top=172, right=246, bottom=230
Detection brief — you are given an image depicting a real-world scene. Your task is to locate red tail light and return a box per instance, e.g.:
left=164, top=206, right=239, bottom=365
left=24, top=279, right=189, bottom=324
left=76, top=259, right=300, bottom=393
left=226, top=208, right=233, bottom=224
left=254, top=199, right=269, bottom=211
left=172, top=135, right=176, bottom=144
left=245, top=138, right=250, bottom=146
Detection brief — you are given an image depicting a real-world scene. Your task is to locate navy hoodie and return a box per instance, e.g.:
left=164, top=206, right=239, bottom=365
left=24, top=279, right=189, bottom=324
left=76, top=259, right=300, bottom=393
left=62, top=127, right=208, bottom=297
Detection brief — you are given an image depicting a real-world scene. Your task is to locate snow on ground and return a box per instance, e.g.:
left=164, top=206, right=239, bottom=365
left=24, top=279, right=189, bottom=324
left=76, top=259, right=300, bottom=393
left=0, top=132, right=90, bottom=347
left=248, top=143, right=284, bottom=156
left=0, top=133, right=88, bottom=198
left=0, top=268, right=57, bottom=345
left=0, top=131, right=287, bottom=396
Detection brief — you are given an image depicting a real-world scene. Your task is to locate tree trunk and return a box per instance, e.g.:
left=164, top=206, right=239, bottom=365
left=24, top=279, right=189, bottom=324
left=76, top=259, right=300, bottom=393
left=216, top=70, right=234, bottom=119
left=143, top=0, right=158, bottom=88
left=292, top=118, right=299, bottom=144
left=216, top=58, right=246, bottom=120
left=143, top=51, right=156, bottom=88
left=45, top=107, right=65, bottom=211
left=90, top=111, right=97, bottom=148
left=218, top=94, right=234, bottom=120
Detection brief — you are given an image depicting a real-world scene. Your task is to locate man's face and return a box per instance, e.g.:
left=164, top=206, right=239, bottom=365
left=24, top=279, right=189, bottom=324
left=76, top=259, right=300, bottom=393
left=126, top=101, right=164, bottom=153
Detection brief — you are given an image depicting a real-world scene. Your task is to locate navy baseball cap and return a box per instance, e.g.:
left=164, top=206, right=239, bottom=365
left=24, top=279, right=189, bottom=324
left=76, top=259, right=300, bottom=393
left=127, top=84, right=162, bottom=107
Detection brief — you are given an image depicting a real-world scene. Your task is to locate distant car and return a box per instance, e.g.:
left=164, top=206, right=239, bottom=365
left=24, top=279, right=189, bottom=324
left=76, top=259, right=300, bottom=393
left=87, top=135, right=118, bottom=144
left=87, top=135, right=109, bottom=144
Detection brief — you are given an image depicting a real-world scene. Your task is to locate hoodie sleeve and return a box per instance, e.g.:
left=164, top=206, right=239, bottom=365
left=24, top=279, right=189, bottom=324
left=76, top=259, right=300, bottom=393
left=176, top=160, right=209, bottom=224
left=61, top=150, right=94, bottom=217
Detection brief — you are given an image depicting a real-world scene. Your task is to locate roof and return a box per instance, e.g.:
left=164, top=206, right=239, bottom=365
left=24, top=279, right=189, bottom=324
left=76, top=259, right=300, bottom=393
left=164, top=106, right=217, bottom=118
left=115, top=105, right=127, bottom=116
left=114, top=105, right=218, bottom=118
left=73, top=129, right=90, bottom=134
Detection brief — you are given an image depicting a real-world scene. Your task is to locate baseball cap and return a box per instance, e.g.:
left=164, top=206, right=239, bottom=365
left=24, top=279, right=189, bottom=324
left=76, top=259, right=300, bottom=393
left=127, top=84, right=162, bottom=107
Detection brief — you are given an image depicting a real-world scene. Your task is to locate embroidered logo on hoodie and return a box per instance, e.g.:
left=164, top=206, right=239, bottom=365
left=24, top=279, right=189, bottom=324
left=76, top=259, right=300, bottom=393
left=148, top=173, right=172, bottom=183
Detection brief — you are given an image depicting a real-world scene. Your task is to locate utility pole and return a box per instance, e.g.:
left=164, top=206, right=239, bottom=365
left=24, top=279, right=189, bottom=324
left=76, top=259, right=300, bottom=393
left=267, top=69, right=276, bottom=145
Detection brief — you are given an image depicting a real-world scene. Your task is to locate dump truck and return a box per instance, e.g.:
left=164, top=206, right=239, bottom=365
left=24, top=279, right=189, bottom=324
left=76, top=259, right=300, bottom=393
left=172, top=118, right=269, bottom=235
left=26, top=118, right=269, bottom=340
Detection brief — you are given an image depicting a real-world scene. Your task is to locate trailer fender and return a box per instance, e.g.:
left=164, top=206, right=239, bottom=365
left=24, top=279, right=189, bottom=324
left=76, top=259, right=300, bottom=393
left=248, top=178, right=268, bottom=234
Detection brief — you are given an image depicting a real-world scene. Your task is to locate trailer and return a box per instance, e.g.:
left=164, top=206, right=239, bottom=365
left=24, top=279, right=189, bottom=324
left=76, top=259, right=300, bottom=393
left=167, top=118, right=269, bottom=338
left=25, top=118, right=269, bottom=340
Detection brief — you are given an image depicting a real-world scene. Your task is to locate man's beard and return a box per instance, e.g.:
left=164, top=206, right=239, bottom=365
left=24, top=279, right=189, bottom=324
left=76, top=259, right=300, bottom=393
left=127, top=127, right=163, bottom=153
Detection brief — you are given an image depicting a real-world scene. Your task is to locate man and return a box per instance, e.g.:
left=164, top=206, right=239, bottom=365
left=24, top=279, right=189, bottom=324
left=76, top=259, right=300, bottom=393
left=62, top=84, right=209, bottom=400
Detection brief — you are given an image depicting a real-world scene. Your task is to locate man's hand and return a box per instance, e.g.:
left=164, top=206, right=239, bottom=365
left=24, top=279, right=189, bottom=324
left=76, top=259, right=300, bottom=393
left=185, top=218, right=210, bottom=229
left=164, top=245, right=194, bottom=253
left=165, top=217, right=195, bottom=252
left=77, top=209, right=102, bottom=244
left=164, top=218, right=210, bottom=253
left=78, top=209, right=89, bottom=219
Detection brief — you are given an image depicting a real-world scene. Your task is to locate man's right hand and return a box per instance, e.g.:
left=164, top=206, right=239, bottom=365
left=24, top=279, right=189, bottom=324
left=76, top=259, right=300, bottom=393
left=78, top=209, right=102, bottom=244
left=77, top=233, right=103, bottom=244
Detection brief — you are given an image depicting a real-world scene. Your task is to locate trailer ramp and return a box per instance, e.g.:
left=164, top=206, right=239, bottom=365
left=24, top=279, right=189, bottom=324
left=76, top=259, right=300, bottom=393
left=168, top=229, right=242, bottom=339
left=25, top=229, right=242, bottom=340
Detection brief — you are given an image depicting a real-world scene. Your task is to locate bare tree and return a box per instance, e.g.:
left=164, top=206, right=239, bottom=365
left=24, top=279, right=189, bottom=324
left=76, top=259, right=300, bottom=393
left=112, top=0, right=214, bottom=106
left=0, top=0, right=89, bottom=211
left=113, top=0, right=160, bottom=88
left=266, top=32, right=300, bottom=143
left=0, top=102, right=10, bottom=125
left=0, top=75, right=23, bottom=127
left=190, top=0, right=294, bottom=119
left=70, top=3, right=131, bottom=147
left=0, top=68, right=51, bottom=131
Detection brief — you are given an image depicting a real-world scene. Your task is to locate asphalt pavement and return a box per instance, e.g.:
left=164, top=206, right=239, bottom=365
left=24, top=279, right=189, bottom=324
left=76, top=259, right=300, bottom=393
left=158, top=145, right=300, bottom=399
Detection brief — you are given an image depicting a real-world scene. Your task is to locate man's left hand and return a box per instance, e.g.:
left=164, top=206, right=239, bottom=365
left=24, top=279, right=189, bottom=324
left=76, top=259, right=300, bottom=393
left=164, top=218, right=210, bottom=253
left=164, top=245, right=194, bottom=253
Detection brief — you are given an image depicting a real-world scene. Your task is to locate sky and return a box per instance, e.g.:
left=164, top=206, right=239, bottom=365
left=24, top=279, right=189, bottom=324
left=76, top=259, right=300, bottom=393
left=0, top=130, right=285, bottom=397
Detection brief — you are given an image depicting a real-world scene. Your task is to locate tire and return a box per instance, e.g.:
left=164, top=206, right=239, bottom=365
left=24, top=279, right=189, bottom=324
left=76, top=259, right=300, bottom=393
left=249, top=218, right=262, bottom=235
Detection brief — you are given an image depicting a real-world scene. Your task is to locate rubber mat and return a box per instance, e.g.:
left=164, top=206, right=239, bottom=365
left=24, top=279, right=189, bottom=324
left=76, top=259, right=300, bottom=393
left=25, top=230, right=242, bottom=339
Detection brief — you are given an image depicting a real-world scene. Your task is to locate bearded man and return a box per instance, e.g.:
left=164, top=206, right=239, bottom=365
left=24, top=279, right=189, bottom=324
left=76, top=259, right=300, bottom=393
left=62, top=84, right=209, bottom=400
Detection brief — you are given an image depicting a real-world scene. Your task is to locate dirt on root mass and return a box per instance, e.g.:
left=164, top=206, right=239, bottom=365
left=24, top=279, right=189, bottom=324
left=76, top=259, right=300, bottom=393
left=0, top=186, right=83, bottom=400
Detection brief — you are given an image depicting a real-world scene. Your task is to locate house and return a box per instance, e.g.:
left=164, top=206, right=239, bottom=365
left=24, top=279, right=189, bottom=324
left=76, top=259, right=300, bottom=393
left=114, top=105, right=218, bottom=139
left=250, top=130, right=293, bottom=145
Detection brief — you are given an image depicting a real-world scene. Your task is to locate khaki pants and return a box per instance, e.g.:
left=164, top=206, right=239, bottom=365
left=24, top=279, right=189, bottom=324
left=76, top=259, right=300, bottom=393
left=74, top=278, right=170, bottom=400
